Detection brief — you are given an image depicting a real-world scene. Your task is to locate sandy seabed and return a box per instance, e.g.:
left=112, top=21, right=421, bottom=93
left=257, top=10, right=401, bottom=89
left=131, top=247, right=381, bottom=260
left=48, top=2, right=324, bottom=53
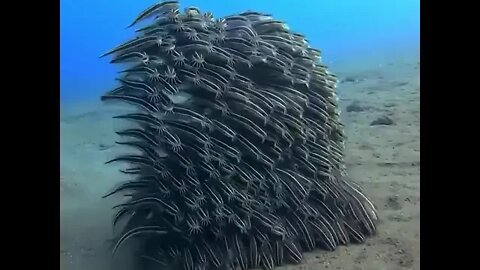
left=60, top=49, right=420, bottom=270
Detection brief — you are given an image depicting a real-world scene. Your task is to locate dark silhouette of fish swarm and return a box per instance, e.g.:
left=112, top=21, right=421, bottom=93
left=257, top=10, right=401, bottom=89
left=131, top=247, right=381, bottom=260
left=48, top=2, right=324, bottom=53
left=100, top=1, right=378, bottom=270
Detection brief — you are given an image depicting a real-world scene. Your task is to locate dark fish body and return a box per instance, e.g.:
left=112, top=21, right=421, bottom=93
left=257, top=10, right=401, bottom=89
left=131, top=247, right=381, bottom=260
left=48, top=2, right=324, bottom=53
left=100, top=36, right=158, bottom=58
left=117, top=78, right=155, bottom=94
left=226, top=25, right=257, bottom=38
left=128, top=1, right=180, bottom=28
left=109, top=51, right=148, bottom=64
left=101, top=94, right=160, bottom=112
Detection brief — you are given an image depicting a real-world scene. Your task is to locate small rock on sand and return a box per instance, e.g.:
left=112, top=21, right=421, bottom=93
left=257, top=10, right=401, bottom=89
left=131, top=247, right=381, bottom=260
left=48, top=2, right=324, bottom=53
left=98, top=143, right=114, bottom=151
left=370, top=116, right=395, bottom=126
left=346, top=100, right=367, bottom=112
left=392, top=81, right=409, bottom=87
left=341, top=75, right=363, bottom=83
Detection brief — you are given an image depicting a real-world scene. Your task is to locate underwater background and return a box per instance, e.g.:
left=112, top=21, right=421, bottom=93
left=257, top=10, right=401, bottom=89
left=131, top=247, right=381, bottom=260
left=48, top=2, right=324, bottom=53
left=60, top=0, right=419, bottom=102
left=60, top=1, right=420, bottom=270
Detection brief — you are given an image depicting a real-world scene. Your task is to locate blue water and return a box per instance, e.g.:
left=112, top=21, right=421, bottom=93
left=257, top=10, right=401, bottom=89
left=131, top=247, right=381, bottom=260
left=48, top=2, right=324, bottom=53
left=60, top=0, right=419, bottom=103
